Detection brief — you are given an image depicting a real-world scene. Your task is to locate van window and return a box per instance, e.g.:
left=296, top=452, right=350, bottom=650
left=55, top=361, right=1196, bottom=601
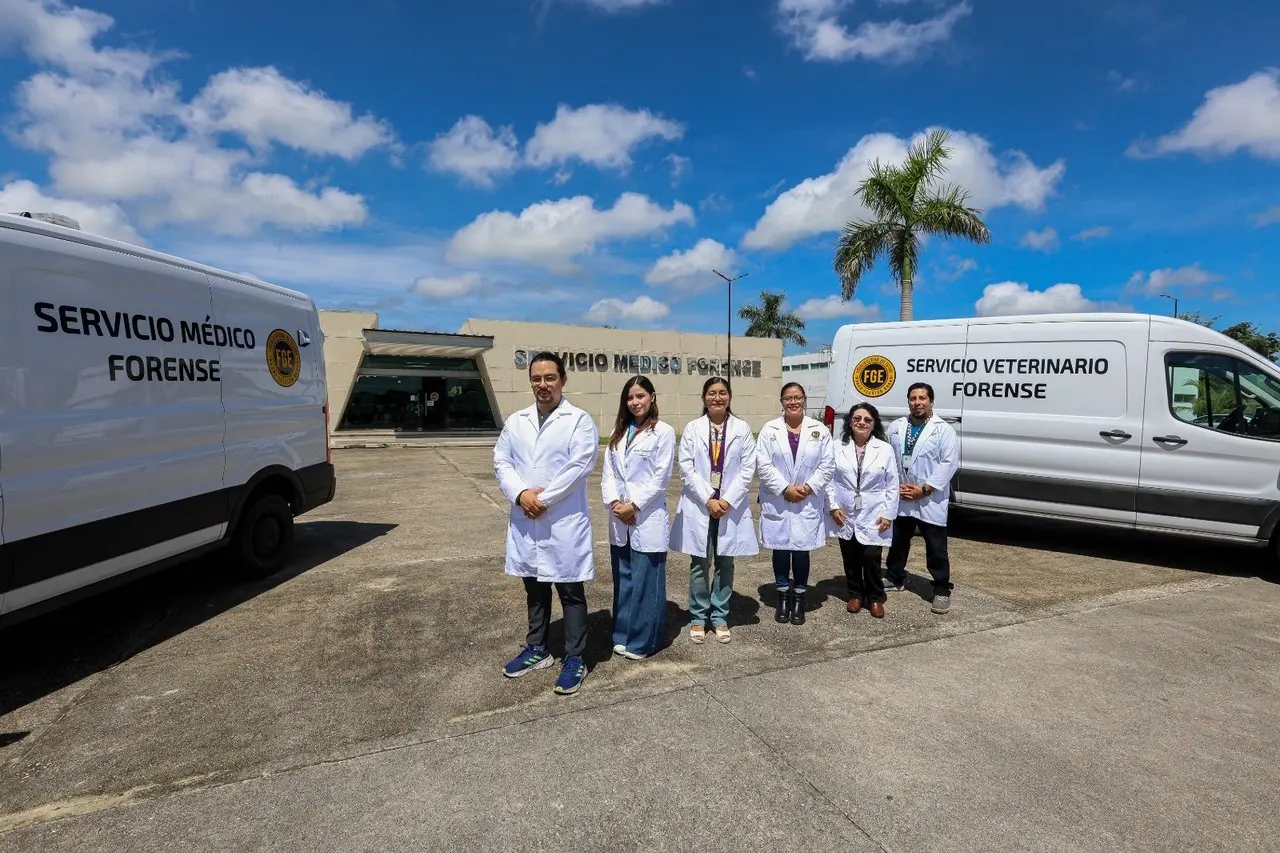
left=1165, top=352, right=1280, bottom=440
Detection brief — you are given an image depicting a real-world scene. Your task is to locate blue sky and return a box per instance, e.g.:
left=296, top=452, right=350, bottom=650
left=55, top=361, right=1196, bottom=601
left=1, top=0, right=1278, bottom=353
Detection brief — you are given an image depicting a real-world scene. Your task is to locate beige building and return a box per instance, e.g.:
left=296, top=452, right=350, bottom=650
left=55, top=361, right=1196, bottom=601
left=318, top=310, right=786, bottom=440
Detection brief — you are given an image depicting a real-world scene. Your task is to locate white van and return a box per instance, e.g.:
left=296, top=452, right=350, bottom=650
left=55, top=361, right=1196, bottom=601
left=822, top=313, right=1280, bottom=559
left=0, top=213, right=335, bottom=625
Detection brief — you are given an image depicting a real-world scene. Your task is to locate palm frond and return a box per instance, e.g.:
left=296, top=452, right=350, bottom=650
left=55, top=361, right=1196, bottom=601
left=916, top=185, right=991, bottom=245
left=856, top=165, right=910, bottom=222
left=901, top=129, right=952, bottom=200
left=833, top=220, right=894, bottom=299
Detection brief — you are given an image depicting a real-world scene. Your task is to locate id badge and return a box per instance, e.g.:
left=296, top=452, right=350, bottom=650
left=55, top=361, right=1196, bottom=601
left=853, top=495, right=863, bottom=512
left=710, top=471, right=722, bottom=490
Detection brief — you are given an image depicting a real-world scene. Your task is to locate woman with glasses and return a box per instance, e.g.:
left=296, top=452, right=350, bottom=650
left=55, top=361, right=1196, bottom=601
left=669, top=376, right=759, bottom=645
left=755, top=382, right=834, bottom=626
left=826, top=402, right=898, bottom=618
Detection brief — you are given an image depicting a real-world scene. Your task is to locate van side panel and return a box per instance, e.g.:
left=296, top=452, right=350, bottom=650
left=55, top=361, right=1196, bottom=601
left=828, top=323, right=967, bottom=425
left=0, top=229, right=228, bottom=606
left=209, top=274, right=327, bottom=496
left=957, top=319, right=1146, bottom=524
left=1137, top=339, right=1280, bottom=539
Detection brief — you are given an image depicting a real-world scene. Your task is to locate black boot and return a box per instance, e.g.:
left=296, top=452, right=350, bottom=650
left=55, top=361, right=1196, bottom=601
left=774, top=588, right=791, bottom=623
left=790, top=588, right=807, bottom=625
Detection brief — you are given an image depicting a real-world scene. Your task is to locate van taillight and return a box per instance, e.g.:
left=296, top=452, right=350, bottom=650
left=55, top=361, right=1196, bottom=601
left=823, top=405, right=836, bottom=434
left=323, top=403, right=331, bottom=462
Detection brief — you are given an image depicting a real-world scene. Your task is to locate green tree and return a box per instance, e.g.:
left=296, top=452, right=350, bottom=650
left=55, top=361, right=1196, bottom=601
left=833, top=129, right=991, bottom=321
left=1178, top=311, right=1280, bottom=361
left=739, top=290, right=807, bottom=347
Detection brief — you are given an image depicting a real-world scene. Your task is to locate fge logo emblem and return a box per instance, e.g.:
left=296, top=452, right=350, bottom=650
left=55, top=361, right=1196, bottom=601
left=852, top=355, right=895, bottom=398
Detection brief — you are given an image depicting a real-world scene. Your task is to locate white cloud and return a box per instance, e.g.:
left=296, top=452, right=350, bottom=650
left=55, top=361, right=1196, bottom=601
left=665, top=153, right=690, bottom=183
left=1108, top=71, right=1143, bottom=93
left=1254, top=206, right=1280, bottom=227
left=1129, top=69, right=1280, bottom=160
left=0, top=177, right=142, bottom=243
left=427, top=115, right=520, bottom=188
left=778, top=0, right=971, bottom=63
left=645, top=238, right=736, bottom=287
left=525, top=103, right=684, bottom=171
left=975, top=282, right=1100, bottom=317
left=793, top=294, right=881, bottom=320
left=584, top=295, right=670, bottom=324
left=1019, top=227, right=1060, bottom=252
left=1073, top=225, right=1111, bottom=241
left=446, top=192, right=695, bottom=273
left=1, top=0, right=376, bottom=237
left=410, top=272, right=488, bottom=299
left=933, top=255, right=977, bottom=282
left=1126, top=264, right=1223, bottom=296
left=742, top=128, right=1065, bottom=251
left=187, top=66, right=393, bottom=159
left=573, top=0, right=669, bottom=9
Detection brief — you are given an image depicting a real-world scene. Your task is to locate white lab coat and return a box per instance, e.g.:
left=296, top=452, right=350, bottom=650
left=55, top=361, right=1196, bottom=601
left=669, top=414, right=760, bottom=558
left=885, top=414, right=959, bottom=527
left=755, top=416, right=835, bottom=551
left=826, top=436, right=900, bottom=545
left=493, top=399, right=599, bottom=582
left=600, top=420, right=676, bottom=553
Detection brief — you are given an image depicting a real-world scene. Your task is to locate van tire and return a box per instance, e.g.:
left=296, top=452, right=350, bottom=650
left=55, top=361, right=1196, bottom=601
left=231, top=494, right=295, bottom=580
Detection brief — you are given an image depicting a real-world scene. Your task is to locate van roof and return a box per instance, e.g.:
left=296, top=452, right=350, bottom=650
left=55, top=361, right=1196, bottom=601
left=0, top=213, right=312, bottom=305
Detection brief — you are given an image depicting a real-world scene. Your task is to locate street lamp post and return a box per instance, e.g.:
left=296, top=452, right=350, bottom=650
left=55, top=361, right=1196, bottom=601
left=1159, top=293, right=1179, bottom=317
left=713, top=269, right=748, bottom=376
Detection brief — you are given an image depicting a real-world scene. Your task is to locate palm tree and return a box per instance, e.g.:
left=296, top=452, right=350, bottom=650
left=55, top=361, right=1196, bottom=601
left=739, top=290, right=807, bottom=347
left=834, top=129, right=991, bottom=321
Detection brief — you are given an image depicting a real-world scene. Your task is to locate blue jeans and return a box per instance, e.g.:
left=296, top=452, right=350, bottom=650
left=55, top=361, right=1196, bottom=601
left=689, top=519, right=735, bottom=628
left=772, top=549, right=811, bottom=593
left=610, top=543, right=668, bottom=656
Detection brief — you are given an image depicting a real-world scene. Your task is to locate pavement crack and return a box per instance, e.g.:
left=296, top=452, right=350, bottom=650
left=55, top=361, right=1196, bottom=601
left=432, top=449, right=502, bottom=510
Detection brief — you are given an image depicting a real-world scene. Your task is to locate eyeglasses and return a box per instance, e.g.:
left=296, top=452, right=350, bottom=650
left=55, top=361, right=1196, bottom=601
left=850, top=416, right=874, bottom=424
left=781, top=396, right=806, bottom=403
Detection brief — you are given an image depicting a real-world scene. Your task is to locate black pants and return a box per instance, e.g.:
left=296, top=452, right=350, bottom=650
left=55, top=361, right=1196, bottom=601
left=838, top=537, right=886, bottom=603
left=885, top=517, right=953, bottom=594
left=523, top=577, right=587, bottom=658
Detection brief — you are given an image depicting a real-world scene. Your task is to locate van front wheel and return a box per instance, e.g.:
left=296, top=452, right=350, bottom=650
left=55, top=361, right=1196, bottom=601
left=231, top=494, right=295, bottom=580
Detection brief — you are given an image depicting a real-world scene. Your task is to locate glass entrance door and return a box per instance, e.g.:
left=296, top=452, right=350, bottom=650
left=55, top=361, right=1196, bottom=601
left=338, top=374, right=496, bottom=431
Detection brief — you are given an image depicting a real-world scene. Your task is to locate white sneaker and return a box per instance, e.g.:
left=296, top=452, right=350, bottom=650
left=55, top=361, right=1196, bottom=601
left=931, top=595, right=951, bottom=614
left=612, top=644, right=626, bottom=655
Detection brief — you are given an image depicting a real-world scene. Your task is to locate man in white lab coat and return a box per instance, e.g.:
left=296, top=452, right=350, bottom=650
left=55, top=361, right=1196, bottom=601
left=884, top=382, right=960, bottom=614
left=493, top=352, right=599, bottom=695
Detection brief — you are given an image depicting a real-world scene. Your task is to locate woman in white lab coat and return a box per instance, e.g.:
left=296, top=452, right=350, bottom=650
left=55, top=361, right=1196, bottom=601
left=827, top=402, right=899, bottom=619
left=669, top=376, right=758, bottom=645
left=756, top=382, right=835, bottom=626
left=601, top=375, right=676, bottom=659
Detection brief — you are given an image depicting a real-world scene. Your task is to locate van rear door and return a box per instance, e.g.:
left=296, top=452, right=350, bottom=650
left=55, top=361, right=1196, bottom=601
left=1138, top=342, right=1280, bottom=539
left=957, top=318, right=1145, bottom=524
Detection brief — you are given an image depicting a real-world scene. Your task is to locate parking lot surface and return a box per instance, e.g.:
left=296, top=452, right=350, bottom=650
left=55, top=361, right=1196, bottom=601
left=2, top=448, right=1277, bottom=852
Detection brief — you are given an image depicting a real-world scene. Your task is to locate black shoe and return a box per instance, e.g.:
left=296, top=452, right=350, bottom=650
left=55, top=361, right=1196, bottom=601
left=790, top=589, right=807, bottom=625
left=774, top=588, right=791, bottom=623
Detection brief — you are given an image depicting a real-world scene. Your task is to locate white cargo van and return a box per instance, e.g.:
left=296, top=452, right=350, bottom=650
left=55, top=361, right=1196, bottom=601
left=822, top=313, right=1280, bottom=559
left=0, top=213, right=335, bottom=625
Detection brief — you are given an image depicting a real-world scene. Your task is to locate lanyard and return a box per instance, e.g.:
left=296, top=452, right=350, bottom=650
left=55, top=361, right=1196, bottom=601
left=709, top=421, right=726, bottom=498
left=854, top=444, right=865, bottom=494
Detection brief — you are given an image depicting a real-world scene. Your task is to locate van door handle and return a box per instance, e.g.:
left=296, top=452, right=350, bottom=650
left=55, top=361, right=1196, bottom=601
left=1152, top=435, right=1188, bottom=448
left=1098, top=430, right=1132, bottom=440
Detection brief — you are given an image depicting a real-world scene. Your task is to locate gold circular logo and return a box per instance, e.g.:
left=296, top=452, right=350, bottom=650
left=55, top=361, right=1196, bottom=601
left=265, top=329, right=301, bottom=388
left=852, top=355, right=895, bottom=398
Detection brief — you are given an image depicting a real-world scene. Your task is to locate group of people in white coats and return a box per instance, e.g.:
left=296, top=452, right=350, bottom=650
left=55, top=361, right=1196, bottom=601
left=493, top=350, right=959, bottom=696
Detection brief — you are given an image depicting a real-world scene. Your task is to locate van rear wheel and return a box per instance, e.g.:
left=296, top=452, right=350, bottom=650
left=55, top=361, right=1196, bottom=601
left=231, top=494, right=295, bottom=580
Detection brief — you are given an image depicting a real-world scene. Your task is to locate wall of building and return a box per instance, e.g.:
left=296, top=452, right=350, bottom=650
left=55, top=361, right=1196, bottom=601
left=319, top=310, right=377, bottom=431
left=460, top=318, right=785, bottom=434
left=782, top=349, right=835, bottom=419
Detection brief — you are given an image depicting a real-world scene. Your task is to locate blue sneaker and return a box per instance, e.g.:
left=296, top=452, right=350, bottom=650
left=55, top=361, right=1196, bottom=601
left=553, top=655, right=586, bottom=695
left=503, top=645, right=554, bottom=678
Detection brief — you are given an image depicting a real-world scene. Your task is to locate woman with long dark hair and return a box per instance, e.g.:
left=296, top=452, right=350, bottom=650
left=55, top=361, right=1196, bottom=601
left=669, top=376, right=759, bottom=644
left=601, top=375, right=676, bottom=658
left=756, top=381, right=835, bottom=625
left=826, top=402, right=899, bottom=618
